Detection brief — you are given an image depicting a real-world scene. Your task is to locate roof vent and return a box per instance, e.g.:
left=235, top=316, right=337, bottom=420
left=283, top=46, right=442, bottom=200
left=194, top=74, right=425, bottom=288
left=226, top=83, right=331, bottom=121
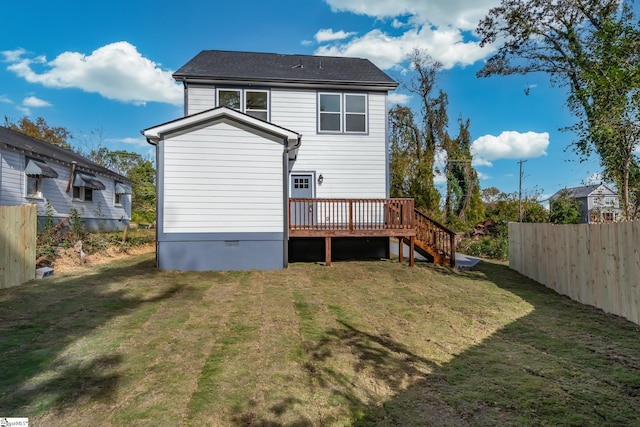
left=292, top=59, right=304, bottom=69
left=318, top=60, right=323, bottom=69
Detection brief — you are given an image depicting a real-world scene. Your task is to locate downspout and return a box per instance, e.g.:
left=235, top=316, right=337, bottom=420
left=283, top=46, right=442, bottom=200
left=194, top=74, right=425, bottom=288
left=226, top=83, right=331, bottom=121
left=66, top=161, right=77, bottom=193
left=283, top=135, right=302, bottom=268
left=145, top=136, right=160, bottom=267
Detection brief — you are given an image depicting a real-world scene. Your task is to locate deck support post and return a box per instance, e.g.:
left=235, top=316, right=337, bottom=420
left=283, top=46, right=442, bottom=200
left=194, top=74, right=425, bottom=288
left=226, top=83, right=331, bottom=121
left=409, top=236, right=415, bottom=267
left=325, top=236, right=332, bottom=266
left=398, top=238, right=404, bottom=263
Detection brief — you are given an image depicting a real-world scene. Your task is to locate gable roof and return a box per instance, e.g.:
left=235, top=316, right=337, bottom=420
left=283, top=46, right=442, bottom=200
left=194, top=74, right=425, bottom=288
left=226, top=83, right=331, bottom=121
left=551, top=184, right=618, bottom=199
left=0, top=126, right=130, bottom=183
left=173, top=50, right=398, bottom=91
left=143, top=106, right=301, bottom=160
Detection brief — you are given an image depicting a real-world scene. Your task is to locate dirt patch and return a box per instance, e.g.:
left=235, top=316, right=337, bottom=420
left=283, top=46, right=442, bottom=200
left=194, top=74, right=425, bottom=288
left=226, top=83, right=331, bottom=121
left=51, top=243, right=155, bottom=274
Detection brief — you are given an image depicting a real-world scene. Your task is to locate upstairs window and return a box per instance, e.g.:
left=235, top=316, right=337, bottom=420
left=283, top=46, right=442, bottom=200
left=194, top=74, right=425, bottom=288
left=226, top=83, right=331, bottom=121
left=345, top=94, right=367, bottom=132
left=216, top=88, right=269, bottom=121
left=218, top=89, right=241, bottom=110
left=245, top=91, right=268, bottom=121
left=319, top=94, right=341, bottom=132
left=318, top=93, right=367, bottom=133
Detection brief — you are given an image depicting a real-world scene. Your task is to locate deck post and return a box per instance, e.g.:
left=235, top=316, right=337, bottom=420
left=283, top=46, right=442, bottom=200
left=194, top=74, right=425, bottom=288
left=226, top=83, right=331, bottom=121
left=325, top=236, right=332, bottom=267
left=398, top=238, right=404, bottom=263
left=409, top=236, right=415, bottom=267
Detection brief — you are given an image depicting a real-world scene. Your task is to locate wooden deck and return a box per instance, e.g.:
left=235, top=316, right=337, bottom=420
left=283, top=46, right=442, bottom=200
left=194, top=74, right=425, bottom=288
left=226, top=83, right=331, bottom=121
left=288, top=198, right=455, bottom=267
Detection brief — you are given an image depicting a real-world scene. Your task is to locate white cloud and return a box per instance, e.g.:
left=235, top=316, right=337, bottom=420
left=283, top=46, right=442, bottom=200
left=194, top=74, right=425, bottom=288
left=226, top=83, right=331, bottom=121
left=4, top=42, right=183, bottom=106
left=471, top=131, right=550, bottom=166
left=315, top=26, right=488, bottom=70
left=314, top=28, right=356, bottom=42
left=472, top=156, right=493, bottom=167
left=388, top=92, right=411, bottom=105
left=317, top=0, right=499, bottom=69
left=22, top=96, right=51, bottom=108
left=324, top=0, right=500, bottom=31
left=477, top=171, right=490, bottom=180
left=1, top=48, right=27, bottom=62
left=0, top=94, right=12, bottom=104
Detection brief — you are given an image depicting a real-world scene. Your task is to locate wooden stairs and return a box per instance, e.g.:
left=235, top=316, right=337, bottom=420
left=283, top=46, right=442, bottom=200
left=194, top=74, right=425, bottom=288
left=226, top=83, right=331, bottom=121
left=400, top=208, right=456, bottom=267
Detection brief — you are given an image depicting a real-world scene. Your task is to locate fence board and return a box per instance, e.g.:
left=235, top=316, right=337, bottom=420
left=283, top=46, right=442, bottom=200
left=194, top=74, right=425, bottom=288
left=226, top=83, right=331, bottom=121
left=1, top=205, right=37, bottom=289
left=509, top=221, right=640, bottom=325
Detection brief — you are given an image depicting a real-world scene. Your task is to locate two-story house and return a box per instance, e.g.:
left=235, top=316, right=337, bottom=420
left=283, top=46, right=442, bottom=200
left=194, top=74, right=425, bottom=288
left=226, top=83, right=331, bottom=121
left=550, top=184, right=622, bottom=223
left=143, top=50, right=454, bottom=271
left=1, top=126, right=132, bottom=231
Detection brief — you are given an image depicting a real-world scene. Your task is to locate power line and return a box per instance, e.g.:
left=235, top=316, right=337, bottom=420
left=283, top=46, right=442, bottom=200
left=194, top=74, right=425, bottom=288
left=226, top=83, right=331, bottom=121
left=518, top=160, right=528, bottom=222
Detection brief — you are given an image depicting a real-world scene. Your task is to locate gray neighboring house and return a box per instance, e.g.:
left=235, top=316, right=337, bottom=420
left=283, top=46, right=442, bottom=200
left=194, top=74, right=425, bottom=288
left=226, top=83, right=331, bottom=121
left=550, top=184, right=622, bottom=223
left=0, top=126, right=131, bottom=231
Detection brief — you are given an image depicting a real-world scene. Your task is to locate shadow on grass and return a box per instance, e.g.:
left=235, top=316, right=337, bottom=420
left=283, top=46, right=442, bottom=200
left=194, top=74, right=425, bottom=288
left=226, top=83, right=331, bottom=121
left=0, top=255, right=179, bottom=416
left=233, top=261, right=640, bottom=426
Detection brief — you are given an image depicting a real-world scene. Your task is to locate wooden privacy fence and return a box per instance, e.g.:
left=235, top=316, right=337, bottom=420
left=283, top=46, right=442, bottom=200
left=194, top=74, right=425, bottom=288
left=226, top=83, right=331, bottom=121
left=0, top=205, right=37, bottom=289
left=509, top=221, right=640, bottom=325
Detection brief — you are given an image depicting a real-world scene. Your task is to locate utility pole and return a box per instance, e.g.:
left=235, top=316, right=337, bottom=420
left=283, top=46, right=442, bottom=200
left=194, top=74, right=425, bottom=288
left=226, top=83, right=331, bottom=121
left=518, top=160, right=527, bottom=222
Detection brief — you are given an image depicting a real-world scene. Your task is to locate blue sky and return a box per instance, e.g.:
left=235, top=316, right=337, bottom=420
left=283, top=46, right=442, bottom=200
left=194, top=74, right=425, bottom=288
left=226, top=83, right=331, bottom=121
left=1, top=0, right=609, bottom=200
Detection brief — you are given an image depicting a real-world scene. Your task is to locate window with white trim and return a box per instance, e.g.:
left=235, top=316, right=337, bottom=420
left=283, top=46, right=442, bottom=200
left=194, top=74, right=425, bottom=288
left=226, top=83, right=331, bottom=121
left=26, top=176, right=42, bottom=198
left=318, top=93, right=367, bottom=133
left=216, top=88, right=269, bottom=120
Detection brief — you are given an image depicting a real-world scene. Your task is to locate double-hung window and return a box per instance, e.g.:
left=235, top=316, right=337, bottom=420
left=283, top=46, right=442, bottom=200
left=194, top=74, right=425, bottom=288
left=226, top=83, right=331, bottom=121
left=217, top=88, right=269, bottom=121
left=318, top=93, right=367, bottom=133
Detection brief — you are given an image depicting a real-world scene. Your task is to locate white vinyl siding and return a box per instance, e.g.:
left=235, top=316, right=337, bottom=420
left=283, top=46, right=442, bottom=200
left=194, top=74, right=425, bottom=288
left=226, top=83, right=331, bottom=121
left=187, top=85, right=215, bottom=114
left=184, top=85, right=389, bottom=200
left=162, top=120, right=284, bottom=233
left=271, top=89, right=387, bottom=199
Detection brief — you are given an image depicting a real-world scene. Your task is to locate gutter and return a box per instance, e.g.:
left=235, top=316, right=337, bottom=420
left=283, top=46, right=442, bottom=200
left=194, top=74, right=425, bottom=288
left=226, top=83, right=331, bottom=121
left=282, top=134, right=302, bottom=268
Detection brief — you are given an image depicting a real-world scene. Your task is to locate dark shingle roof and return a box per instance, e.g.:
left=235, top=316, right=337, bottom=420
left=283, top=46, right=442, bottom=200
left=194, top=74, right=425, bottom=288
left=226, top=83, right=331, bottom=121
left=173, top=50, right=398, bottom=89
left=0, top=126, right=129, bottom=182
left=551, top=184, right=616, bottom=199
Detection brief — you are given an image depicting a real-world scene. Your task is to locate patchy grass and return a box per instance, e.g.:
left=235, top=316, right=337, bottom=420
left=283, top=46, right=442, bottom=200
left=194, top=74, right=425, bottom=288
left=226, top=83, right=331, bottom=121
left=1, top=255, right=639, bottom=426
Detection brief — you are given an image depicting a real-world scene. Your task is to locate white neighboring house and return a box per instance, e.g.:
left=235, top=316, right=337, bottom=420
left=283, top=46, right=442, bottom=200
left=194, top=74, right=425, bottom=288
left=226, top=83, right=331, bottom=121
left=143, top=50, right=399, bottom=271
left=550, top=184, right=622, bottom=223
left=0, top=126, right=131, bottom=231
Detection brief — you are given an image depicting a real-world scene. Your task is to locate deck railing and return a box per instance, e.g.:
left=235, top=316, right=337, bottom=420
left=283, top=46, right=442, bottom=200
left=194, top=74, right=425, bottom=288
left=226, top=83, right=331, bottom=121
left=289, top=198, right=416, bottom=237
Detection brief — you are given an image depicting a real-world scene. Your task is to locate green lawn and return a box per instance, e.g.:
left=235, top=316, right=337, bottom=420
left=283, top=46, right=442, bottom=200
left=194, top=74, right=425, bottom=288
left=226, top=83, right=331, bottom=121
left=1, top=254, right=639, bottom=426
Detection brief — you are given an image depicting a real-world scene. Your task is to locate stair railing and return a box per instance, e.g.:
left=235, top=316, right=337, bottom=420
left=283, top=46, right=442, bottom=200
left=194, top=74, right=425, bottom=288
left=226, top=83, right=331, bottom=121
left=413, top=208, right=456, bottom=267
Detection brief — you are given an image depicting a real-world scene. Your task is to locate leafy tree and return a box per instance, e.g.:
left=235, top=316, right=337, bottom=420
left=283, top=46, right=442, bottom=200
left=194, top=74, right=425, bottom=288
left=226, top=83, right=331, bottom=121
left=481, top=187, right=502, bottom=209
left=486, top=191, right=549, bottom=223
left=84, top=146, right=156, bottom=224
left=443, top=117, right=485, bottom=227
left=4, top=116, right=73, bottom=149
left=389, top=50, right=446, bottom=215
left=550, top=190, right=582, bottom=224
left=570, top=10, right=640, bottom=218
left=128, top=159, right=156, bottom=223
left=476, top=0, right=640, bottom=218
